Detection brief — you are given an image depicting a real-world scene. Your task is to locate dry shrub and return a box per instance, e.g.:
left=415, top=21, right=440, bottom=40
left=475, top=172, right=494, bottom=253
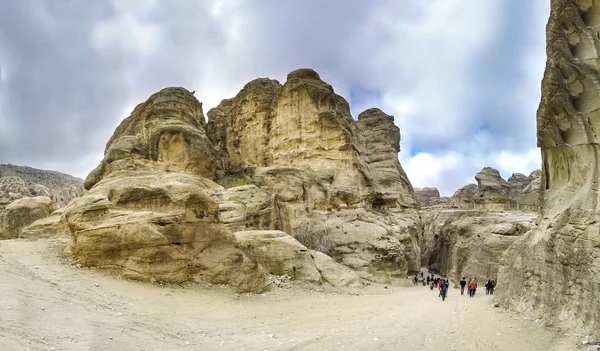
left=293, top=222, right=335, bottom=255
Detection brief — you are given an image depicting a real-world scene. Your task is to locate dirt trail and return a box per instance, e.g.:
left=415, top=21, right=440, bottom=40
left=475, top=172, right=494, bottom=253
left=0, top=239, right=583, bottom=351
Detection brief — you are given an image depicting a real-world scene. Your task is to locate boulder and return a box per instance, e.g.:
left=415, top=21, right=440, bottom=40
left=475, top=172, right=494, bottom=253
left=234, top=230, right=321, bottom=283
left=20, top=208, right=66, bottom=239
left=310, top=250, right=361, bottom=287
left=498, top=0, right=600, bottom=338
left=0, top=196, right=55, bottom=239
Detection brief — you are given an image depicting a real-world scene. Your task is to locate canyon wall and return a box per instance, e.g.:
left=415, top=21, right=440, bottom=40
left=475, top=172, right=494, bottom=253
left=421, top=167, right=539, bottom=284
left=498, top=0, right=600, bottom=338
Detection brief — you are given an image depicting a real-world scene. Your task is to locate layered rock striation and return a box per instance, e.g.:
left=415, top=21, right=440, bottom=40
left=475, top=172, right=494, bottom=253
left=207, top=69, right=421, bottom=283
left=64, top=88, right=270, bottom=292
left=61, top=70, right=420, bottom=290
left=498, top=0, right=600, bottom=337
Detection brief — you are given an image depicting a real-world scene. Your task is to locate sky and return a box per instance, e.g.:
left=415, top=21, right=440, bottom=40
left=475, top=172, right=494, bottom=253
left=0, top=0, right=550, bottom=196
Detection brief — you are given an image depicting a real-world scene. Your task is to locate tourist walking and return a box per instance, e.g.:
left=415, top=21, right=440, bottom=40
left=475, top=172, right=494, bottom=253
left=469, top=279, right=477, bottom=297
left=441, top=280, right=448, bottom=301
left=460, top=277, right=466, bottom=295
left=489, top=280, right=496, bottom=294
left=485, top=279, right=491, bottom=294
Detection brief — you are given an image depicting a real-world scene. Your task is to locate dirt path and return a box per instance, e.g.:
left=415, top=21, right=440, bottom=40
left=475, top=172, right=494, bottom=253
left=0, top=239, right=583, bottom=351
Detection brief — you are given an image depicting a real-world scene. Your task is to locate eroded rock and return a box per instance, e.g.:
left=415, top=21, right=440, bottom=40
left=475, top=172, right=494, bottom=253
left=498, top=0, right=600, bottom=338
left=0, top=196, right=55, bottom=239
left=65, top=87, right=269, bottom=293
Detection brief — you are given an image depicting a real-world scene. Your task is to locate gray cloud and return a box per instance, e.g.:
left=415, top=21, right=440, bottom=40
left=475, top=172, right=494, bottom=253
left=0, top=0, right=549, bottom=195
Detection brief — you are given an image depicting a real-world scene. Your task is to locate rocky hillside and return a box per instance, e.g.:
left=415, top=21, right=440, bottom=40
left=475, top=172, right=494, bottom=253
left=498, top=0, right=600, bottom=338
left=0, top=164, right=85, bottom=208
left=49, top=68, right=420, bottom=291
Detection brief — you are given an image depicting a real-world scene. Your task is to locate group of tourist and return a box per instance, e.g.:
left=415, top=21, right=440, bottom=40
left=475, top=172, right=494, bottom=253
left=412, top=273, right=498, bottom=301
left=458, top=277, right=497, bottom=297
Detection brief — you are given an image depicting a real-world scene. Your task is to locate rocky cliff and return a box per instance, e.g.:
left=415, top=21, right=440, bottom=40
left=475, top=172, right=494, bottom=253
left=0, top=164, right=84, bottom=209
left=207, top=69, right=421, bottom=283
left=57, top=69, right=418, bottom=291
left=498, top=0, right=600, bottom=338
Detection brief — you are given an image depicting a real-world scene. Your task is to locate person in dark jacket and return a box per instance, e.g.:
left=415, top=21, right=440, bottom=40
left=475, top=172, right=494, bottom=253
left=459, top=277, right=467, bottom=295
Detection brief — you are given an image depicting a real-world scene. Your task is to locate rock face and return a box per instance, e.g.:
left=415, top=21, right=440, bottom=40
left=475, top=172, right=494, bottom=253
left=421, top=210, right=536, bottom=285
left=64, top=88, right=270, bottom=292
left=498, top=0, right=600, bottom=338
left=207, top=69, right=422, bottom=283
left=414, top=187, right=450, bottom=207
left=234, top=230, right=360, bottom=287
left=451, top=167, right=540, bottom=211
left=0, top=164, right=85, bottom=209
left=20, top=208, right=66, bottom=239
left=0, top=196, right=55, bottom=239
left=50, top=69, right=419, bottom=290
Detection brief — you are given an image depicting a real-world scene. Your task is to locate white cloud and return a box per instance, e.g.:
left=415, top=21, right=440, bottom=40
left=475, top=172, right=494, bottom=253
left=92, top=0, right=160, bottom=55
left=402, top=148, right=541, bottom=196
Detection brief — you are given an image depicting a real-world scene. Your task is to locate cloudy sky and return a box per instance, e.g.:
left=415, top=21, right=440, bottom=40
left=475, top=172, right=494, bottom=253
left=0, top=0, right=550, bottom=195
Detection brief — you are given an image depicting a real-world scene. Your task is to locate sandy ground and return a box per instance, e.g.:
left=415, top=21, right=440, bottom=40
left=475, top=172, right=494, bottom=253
left=0, top=239, right=588, bottom=351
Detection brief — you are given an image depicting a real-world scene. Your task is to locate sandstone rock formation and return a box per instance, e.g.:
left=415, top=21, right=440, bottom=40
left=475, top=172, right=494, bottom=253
left=0, top=196, right=55, bottom=239
left=498, top=0, right=600, bottom=338
left=234, top=230, right=360, bottom=287
left=20, top=208, right=66, bottom=239
left=451, top=167, right=540, bottom=211
left=207, top=69, right=422, bottom=283
left=64, top=88, right=270, bottom=292
left=0, top=164, right=85, bottom=209
left=37, top=68, right=420, bottom=291
left=421, top=210, right=536, bottom=285
left=414, top=187, right=450, bottom=207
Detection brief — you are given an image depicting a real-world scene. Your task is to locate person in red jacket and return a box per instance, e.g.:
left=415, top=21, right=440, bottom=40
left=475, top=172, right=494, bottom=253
left=469, top=279, right=477, bottom=297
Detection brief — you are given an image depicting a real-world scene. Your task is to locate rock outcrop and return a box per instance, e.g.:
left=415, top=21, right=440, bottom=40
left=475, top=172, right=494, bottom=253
left=451, top=167, right=540, bottom=211
left=31, top=69, right=420, bottom=290
left=0, top=196, right=55, bottom=239
left=414, top=187, right=450, bottom=208
left=64, top=88, right=270, bottom=292
left=498, top=0, right=600, bottom=338
left=234, top=230, right=360, bottom=287
left=0, top=164, right=85, bottom=209
left=207, top=69, right=422, bottom=283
